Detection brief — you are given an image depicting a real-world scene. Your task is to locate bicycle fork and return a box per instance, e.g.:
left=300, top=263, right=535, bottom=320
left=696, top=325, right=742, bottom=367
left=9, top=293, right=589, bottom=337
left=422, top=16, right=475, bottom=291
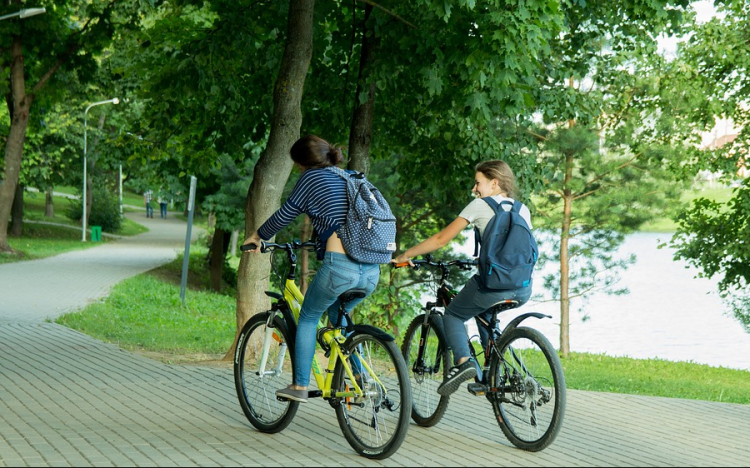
left=257, top=312, right=288, bottom=378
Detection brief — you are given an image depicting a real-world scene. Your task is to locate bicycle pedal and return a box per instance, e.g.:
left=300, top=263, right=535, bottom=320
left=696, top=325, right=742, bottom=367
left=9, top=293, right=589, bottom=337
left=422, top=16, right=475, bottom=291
left=467, top=382, right=487, bottom=396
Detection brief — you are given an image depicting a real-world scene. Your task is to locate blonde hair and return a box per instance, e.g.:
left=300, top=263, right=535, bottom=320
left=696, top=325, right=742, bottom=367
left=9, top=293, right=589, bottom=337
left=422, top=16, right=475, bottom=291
left=475, top=160, right=517, bottom=198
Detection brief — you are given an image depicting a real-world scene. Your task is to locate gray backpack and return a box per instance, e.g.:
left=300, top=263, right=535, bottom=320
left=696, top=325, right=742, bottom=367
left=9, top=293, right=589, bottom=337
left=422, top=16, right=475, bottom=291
left=327, top=166, right=397, bottom=264
left=474, top=198, right=538, bottom=290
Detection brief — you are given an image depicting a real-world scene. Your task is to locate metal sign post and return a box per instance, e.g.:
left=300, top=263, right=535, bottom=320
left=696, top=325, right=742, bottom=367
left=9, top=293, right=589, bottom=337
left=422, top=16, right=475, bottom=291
left=180, top=176, right=197, bottom=305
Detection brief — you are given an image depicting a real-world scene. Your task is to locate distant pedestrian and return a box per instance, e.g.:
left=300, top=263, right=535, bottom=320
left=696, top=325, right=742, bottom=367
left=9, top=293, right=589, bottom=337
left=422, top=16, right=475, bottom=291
left=158, top=195, right=168, bottom=219
left=144, top=189, right=154, bottom=218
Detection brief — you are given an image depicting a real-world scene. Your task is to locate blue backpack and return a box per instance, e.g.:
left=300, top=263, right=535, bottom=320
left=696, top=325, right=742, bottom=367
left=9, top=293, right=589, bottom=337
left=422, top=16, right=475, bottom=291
left=327, top=166, right=397, bottom=264
left=473, top=198, right=538, bottom=290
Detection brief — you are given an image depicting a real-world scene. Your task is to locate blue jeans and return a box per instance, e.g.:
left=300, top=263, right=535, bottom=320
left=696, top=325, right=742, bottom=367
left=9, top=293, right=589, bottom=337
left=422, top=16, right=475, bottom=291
left=293, top=252, right=380, bottom=387
left=145, top=202, right=153, bottom=218
left=443, top=275, right=532, bottom=366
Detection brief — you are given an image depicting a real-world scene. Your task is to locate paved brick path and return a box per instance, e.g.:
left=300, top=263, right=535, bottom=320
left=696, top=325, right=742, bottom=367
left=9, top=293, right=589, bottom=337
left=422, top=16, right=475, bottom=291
left=1, top=213, right=749, bottom=466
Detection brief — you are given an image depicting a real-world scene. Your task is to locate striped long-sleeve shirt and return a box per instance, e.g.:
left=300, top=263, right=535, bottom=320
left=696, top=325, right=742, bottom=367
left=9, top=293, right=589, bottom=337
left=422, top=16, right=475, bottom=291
left=257, top=167, right=349, bottom=259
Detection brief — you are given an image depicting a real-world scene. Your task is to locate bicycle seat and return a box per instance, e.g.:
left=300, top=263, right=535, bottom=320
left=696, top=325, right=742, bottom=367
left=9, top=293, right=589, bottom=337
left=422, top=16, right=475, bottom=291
left=338, top=289, right=367, bottom=305
left=490, top=299, right=520, bottom=313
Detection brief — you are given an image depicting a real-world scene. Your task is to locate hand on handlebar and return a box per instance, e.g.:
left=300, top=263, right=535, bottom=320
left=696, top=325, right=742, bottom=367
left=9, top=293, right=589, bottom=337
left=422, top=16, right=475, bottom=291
left=391, top=254, right=415, bottom=268
left=241, top=232, right=263, bottom=253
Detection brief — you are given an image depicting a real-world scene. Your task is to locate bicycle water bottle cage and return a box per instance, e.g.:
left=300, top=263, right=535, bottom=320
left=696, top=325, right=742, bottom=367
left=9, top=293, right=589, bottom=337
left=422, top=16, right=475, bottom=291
left=316, top=327, right=347, bottom=357
left=316, top=327, right=333, bottom=355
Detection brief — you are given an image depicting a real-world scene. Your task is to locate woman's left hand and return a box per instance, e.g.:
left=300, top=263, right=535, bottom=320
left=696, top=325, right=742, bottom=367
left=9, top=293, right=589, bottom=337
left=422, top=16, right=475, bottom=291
left=241, top=232, right=262, bottom=253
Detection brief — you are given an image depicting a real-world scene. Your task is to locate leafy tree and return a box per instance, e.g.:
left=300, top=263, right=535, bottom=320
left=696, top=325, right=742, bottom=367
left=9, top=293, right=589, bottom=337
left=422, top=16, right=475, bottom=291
left=528, top=0, right=692, bottom=356
left=663, top=0, right=750, bottom=331
left=202, top=154, right=257, bottom=292
left=234, top=0, right=315, bottom=359
left=0, top=0, right=143, bottom=252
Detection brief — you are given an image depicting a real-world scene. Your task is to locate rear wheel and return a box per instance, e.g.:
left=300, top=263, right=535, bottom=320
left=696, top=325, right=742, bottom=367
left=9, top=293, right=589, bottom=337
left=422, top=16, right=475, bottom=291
left=333, top=332, right=411, bottom=459
left=488, top=326, right=565, bottom=451
left=233, top=312, right=298, bottom=433
left=400, top=313, right=450, bottom=426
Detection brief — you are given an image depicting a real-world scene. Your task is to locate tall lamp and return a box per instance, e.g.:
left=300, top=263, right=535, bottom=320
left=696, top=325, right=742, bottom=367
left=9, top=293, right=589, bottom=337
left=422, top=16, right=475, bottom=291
left=83, top=98, right=119, bottom=241
left=0, top=7, right=46, bottom=21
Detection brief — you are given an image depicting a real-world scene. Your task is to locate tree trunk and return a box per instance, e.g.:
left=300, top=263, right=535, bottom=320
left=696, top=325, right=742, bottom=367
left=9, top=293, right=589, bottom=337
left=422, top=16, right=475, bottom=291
left=559, top=152, right=574, bottom=358
left=347, top=4, right=378, bottom=175
left=45, top=186, right=54, bottom=217
left=0, top=39, right=33, bottom=252
left=558, top=79, right=577, bottom=358
left=227, top=0, right=315, bottom=361
left=9, top=184, right=24, bottom=237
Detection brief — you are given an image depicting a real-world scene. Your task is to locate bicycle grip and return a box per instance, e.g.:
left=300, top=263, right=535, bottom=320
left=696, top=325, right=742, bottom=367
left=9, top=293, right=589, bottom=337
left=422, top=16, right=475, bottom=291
left=393, top=261, right=420, bottom=269
left=240, top=243, right=258, bottom=252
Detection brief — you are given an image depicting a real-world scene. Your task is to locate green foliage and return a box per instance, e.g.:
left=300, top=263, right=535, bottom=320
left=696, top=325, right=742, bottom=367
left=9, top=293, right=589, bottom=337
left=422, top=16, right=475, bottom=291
left=668, top=181, right=750, bottom=331
left=201, top=154, right=257, bottom=232
left=533, top=125, right=683, bottom=310
left=65, top=185, right=123, bottom=233
left=658, top=1, right=750, bottom=330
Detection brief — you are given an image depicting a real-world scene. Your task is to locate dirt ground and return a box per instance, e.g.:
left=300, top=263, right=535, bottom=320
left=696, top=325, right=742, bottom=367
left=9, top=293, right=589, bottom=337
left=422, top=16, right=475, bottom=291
left=134, top=349, right=234, bottom=368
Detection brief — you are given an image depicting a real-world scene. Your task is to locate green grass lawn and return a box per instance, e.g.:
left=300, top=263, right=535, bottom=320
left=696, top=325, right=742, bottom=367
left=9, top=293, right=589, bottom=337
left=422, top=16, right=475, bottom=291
left=0, top=189, right=148, bottom=265
left=1, top=223, right=105, bottom=264
left=56, top=250, right=236, bottom=357
left=641, top=185, right=734, bottom=232
left=54, top=185, right=146, bottom=208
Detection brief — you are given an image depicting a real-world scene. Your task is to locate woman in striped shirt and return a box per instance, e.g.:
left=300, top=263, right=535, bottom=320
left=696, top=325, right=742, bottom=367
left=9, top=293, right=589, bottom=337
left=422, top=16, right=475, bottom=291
left=242, top=135, right=381, bottom=403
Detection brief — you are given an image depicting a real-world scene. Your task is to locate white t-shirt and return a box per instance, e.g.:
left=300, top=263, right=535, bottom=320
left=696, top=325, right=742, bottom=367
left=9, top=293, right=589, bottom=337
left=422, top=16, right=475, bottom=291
left=458, top=196, right=533, bottom=238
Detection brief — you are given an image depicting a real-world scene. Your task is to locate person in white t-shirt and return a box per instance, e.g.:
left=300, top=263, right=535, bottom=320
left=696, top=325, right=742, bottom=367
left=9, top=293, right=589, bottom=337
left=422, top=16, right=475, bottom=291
left=392, top=160, right=533, bottom=397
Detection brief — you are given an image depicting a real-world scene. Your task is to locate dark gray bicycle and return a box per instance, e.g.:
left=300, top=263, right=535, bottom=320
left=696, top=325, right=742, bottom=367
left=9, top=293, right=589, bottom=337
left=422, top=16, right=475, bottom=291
left=395, top=255, right=565, bottom=451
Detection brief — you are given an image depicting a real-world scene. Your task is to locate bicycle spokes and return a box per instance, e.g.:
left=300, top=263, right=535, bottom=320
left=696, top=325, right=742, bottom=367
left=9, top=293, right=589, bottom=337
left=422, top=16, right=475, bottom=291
left=489, top=327, right=565, bottom=451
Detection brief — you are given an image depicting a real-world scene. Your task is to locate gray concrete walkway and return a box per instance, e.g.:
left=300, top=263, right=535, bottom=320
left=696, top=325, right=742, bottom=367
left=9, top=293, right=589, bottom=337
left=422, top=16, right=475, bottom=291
left=1, top=213, right=749, bottom=467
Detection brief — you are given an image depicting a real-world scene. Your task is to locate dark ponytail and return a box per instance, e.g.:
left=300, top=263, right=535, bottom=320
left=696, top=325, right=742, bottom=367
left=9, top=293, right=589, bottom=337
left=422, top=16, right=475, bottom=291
left=290, top=134, right=344, bottom=169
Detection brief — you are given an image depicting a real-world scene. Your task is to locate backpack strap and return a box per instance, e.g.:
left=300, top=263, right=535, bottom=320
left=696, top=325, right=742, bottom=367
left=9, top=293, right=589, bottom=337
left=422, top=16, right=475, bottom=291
left=326, top=165, right=348, bottom=179
left=511, top=199, right=523, bottom=213
left=473, top=197, right=515, bottom=256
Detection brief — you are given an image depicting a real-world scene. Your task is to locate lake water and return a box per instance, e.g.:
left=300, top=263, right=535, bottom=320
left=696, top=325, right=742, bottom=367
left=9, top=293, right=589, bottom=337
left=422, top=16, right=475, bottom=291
left=457, top=232, right=750, bottom=372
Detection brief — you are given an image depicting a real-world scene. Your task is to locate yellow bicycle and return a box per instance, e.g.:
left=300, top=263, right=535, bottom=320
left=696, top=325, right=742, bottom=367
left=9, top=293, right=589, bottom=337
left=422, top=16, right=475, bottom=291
left=233, top=240, right=411, bottom=459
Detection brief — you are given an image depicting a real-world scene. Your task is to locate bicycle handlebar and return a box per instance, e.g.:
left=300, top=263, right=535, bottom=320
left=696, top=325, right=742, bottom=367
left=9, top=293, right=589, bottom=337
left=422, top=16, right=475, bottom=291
left=240, top=240, right=317, bottom=253
left=392, top=255, right=477, bottom=271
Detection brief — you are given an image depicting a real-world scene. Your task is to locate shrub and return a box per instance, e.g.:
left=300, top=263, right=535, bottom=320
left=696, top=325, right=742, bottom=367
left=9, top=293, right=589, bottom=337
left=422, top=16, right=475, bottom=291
left=66, top=185, right=122, bottom=232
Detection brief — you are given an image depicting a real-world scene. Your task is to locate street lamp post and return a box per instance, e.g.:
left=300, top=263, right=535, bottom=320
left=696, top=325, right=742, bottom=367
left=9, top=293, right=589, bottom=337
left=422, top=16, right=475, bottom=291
left=83, top=98, right=119, bottom=241
left=0, top=7, right=46, bottom=21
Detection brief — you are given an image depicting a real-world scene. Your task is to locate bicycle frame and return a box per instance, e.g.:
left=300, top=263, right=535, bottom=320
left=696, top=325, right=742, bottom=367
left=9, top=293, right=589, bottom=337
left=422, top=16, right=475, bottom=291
left=254, top=247, right=382, bottom=401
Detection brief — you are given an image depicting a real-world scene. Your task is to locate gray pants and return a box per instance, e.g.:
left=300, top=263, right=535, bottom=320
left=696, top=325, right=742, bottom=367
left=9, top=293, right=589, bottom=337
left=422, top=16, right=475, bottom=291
left=443, top=275, right=532, bottom=365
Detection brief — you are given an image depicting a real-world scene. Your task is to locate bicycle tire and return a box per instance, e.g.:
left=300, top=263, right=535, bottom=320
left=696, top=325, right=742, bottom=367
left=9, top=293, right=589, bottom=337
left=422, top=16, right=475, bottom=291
left=488, top=326, right=566, bottom=451
left=333, top=332, right=412, bottom=459
left=234, top=312, right=299, bottom=433
left=400, top=313, right=451, bottom=427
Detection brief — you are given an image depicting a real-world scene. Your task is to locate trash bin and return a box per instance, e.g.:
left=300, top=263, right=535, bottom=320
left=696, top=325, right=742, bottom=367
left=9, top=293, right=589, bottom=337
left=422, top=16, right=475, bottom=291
left=91, top=225, right=102, bottom=242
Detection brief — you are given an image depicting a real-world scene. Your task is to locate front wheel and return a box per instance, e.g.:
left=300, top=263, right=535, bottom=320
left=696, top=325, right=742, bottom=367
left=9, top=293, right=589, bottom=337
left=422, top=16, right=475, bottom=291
left=233, top=312, right=298, bottom=433
left=401, top=313, right=451, bottom=426
left=333, top=332, right=412, bottom=459
left=488, top=326, right=565, bottom=451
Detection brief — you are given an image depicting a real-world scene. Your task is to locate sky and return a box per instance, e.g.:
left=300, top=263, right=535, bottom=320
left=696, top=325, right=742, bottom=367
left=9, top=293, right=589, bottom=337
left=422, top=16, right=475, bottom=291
left=657, top=0, right=721, bottom=58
